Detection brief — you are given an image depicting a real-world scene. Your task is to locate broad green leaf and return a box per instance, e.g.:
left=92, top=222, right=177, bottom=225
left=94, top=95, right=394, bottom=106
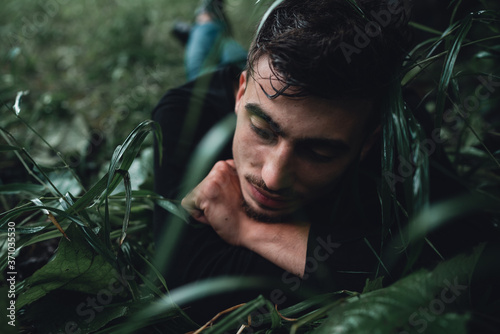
left=312, top=244, right=485, bottom=334
left=362, top=276, right=384, bottom=294
left=17, top=223, right=120, bottom=309
left=21, top=289, right=129, bottom=334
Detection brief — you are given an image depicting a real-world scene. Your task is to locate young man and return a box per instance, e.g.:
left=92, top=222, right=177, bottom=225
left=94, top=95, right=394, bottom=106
left=153, top=0, right=412, bottom=322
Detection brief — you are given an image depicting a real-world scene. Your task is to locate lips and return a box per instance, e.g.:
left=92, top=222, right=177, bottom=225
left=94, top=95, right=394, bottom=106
left=248, top=182, right=294, bottom=210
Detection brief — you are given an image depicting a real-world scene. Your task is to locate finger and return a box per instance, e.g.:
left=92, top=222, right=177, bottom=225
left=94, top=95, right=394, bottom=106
left=181, top=196, right=209, bottom=224
left=191, top=209, right=209, bottom=224
left=225, top=159, right=235, bottom=169
left=181, top=190, right=204, bottom=215
left=225, top=160, right=238, bottom=176
left=206, top=165, right=229, bottom=192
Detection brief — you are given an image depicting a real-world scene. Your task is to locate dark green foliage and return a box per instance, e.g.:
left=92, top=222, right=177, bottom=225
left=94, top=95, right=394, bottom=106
left=17, top=223, right=118, bottom=310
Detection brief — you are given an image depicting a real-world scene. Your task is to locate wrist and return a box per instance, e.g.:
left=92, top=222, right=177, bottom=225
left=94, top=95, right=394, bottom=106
left=238, top=218, right=310, bottom=277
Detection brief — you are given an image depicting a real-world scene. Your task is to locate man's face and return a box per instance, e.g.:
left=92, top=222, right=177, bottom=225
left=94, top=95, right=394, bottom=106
left=232, top=57, right=375, bottom=222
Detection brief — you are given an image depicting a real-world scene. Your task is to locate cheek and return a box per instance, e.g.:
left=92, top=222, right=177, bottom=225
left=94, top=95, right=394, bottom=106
left=295, top=159, right=351, bottom=195
left=299, top=170, right=338, bottom=192
left=232, top=125, right=260, bottom=170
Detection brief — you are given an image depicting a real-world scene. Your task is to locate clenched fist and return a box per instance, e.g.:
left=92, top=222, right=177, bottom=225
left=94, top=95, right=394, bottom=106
left=181, top=159, right=247, bottom=246
left=181, top=159, right=310, bottom=277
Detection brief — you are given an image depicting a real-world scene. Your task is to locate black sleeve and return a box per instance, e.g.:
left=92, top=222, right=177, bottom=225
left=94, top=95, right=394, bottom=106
left=303, top=220, right=381, bottom=294
left=165, top=221, right=291, bottom=323
left=299, top=166, right=386, bottom=294
left=152, top=67, right=239, bottom=236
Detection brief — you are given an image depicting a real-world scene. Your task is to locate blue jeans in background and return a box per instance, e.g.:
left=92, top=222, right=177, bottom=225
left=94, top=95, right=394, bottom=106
left=185, top=21, right=247, bottom=81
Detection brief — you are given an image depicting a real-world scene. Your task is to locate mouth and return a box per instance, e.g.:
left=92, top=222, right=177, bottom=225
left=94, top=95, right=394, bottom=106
left=247, top=181, right=295, bottom=211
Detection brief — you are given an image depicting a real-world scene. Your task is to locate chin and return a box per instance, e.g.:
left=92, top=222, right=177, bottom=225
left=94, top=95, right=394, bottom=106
left=241, top=198, right=297, bottom=223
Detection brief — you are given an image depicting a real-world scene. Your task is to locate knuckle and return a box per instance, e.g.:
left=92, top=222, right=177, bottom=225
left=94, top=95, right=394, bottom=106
left=213, top=160, right=227, bottom=171
left=180, top=195, right=190, bottom=208
left=203, top=182, right=220, bottom=199
left=209, top=169, right=228, bottom=185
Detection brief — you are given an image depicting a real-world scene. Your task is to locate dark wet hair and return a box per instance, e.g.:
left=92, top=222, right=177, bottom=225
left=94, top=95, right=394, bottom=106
left=247, top=0, right=412, bottom=100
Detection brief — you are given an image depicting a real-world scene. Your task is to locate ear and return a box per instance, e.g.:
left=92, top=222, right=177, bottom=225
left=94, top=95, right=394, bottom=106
left=234, top=71, right=247, bottom=114
left=360, top=124, right=381, bottom=161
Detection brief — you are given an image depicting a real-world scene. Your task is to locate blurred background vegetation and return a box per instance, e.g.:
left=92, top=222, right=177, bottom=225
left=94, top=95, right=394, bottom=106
left=0, top=0, right=499, bottom=333
left=0, top=0, right=271, bottom=192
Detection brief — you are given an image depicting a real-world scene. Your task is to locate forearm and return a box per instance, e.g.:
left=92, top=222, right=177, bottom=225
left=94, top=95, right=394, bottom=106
left=240, top=220, right=310, bottom=278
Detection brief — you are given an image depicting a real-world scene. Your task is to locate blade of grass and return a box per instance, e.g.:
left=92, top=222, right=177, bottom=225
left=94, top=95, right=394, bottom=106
left=103, top=120, right=161, bottom=248
left=257, top=291, right=347, bottom=326
left=155, top=198, right=189, bottom=223
left=0, top=144, right=21, bottom=151
left=290, top=297, right=350, bottom=334
left=0, top=128, right=51, bottom=194
left=0, top=204, right=85, bottom=229
left=408, top=21, right=443, bottom=36
left=115, top=170, right=131, bottom=245
left=407, top=193, right=498, bottom=243
left=0, top=183, right=46, bottom=195
left=434, top=14, right=473, bottom=131
left=449, top=0, right=463, bottom=25
left=256, top=0, right=284, bottom=34
left=5, top=97, right=87, bottom=192
left=155, top=113, right=236, bottom=277
left=31, top=198, right=70, bottom=241
left=119, top=276, right=276, bottom=334
left=344, top=0, right=367, bottom=19
left=204, top=296, right=276, bottom=334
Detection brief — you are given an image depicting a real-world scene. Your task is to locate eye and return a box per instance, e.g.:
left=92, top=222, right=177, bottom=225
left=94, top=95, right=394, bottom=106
left=296, top=145, right=338, bottom=163
left=249, top=115, right=275, bottom=141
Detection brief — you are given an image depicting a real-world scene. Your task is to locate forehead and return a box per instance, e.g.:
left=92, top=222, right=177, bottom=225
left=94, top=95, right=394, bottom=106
left=244, top=57, right=373, bottom=141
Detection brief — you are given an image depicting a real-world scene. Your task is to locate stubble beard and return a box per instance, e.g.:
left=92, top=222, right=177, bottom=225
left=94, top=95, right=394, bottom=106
left=241, top=198, right=294, bottom=223
left=241, top=174, right=298, bottom=223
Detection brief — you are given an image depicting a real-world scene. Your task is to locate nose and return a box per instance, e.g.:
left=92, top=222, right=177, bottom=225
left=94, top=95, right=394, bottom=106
left=261, top=143, right=294, bottom=191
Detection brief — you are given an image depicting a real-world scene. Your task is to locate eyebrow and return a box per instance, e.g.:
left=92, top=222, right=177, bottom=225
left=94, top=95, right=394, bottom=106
left=245, top=103, right=284, bottom=136
left=244, top=102, right=351, bottom=152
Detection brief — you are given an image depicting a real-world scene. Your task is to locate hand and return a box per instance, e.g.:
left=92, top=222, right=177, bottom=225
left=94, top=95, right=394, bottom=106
left=181, top=159, right=247, bottom=246
left=181, top=159, right=310, bottom=277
